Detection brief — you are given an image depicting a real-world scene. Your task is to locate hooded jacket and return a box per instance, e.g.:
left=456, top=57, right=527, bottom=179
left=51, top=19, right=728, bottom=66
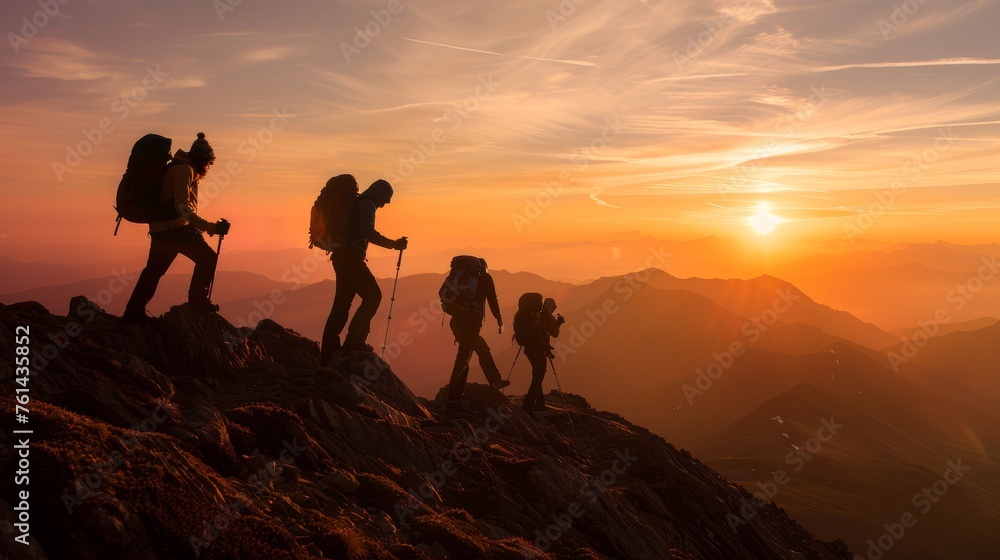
left=471, top=271, right=502, bottom=324
left=345, top=180, right=394, bottom=256
left=535, top=310, right=561, bottom=349
left=149, top=149, right=213, bottom=233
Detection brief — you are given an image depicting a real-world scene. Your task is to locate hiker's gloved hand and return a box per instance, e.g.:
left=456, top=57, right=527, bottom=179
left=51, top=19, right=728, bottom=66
left=215, top=219, right=231, bottom=237
left=393, top=237, right=408, bottom=250
left=556, top=314, right=565, bottom=326
left=497, top=321, right=504, bottom=335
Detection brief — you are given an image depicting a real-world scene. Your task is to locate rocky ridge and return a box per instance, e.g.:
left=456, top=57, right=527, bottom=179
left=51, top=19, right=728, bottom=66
left=0, top=298, right=851, bottom=559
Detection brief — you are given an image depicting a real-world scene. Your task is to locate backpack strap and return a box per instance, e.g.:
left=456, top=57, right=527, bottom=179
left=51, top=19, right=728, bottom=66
left=154, top=161, right=188, bottom=221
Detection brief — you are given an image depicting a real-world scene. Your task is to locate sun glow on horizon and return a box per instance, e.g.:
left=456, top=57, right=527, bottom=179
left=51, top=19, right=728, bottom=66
left=748, top=204, right=781, bottom=235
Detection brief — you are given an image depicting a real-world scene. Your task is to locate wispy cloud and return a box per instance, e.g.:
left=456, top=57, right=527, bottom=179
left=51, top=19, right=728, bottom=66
left=8, top=38, right=125, bottom=81
left=590, top=188, right=620, bottom=208
left=165, top=76, right=207, bottom=89
left=809, top=57, right=1000, bottom=73
left=1, top=0, right=998, bottom=248
left=719, top=0, right=779, bottom=24
left=401, top=37, right=600, bottom=67
left=647, top=73, right=750, bottom=82
left=244, top=47, right=299, bottom=62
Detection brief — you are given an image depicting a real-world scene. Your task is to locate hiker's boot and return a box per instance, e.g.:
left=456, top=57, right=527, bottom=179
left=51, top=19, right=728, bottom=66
left=123, top=311, right=159, bottom=326
left=343, top=341, right=374, bottom=353
left=534, top=396, right=548, bottom=411
left=189, top=299, right=220, bottom=313
left=490, top=379, right=511, bottom=390
left=320, top=337, right=341, bottom=367
left=522, top=395, right=535, bottom=414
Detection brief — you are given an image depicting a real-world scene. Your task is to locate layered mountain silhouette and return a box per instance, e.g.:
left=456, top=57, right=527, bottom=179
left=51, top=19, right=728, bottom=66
left=0, top=255, right=87, bottom=295
left=4, top=252, right=998, bottom=559
left=654, top=343, right=1000, bottom=560
left=777, top=243, right=1000, bottom=330
left=0, top=299, right=852, bottom=560
left=220, top=270, right=575, bottom=397
left=474, top=275, right=998, bottom=559
left=8, top=237, right=1000, bottom=331
left=211, top=268, right=895, bottom=397
left=888, top=320, right=1000, bottom=413
left=891, top=316, right=998, bottom=338
left=690, top=384, right=996, bottom=560
left=777, top=241, right=1000, bottom=279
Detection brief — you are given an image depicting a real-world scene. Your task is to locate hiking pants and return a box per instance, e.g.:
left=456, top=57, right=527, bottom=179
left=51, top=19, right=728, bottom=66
left=447, top=314, right=501, bottom=399
left=125, top=226, right=217, bottom=316
left=522, top=345, right=548, bottom=410
left=321, top=249, right=381, bottom=361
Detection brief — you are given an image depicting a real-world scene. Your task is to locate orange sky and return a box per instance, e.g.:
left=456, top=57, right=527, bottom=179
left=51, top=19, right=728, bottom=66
left=1, top=0, right=999, bottom=263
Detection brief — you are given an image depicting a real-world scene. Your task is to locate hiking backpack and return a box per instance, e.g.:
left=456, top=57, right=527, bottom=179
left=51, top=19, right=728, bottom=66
left=439, top=256, right=485, bottom=318
left=512, top=292, right=544, bottom=346
left=114, top=134, right=177, bottom=235
left=309, top=174, right=359, bottom=252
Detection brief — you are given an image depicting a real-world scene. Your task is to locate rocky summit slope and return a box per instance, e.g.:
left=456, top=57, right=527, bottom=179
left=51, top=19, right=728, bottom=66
left=0, top=298, right=851, bottom=560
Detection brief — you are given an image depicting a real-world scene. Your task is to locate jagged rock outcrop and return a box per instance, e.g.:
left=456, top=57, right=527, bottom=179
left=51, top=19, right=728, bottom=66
left=0, top=299, right=852, bottom=559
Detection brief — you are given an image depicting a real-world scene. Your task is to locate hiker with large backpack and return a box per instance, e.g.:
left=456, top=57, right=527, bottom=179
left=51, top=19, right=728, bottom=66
left=514, top=295, right=564, bottom=414
left=440, top=256, right=508, bottom=415
left=122, top=133, right=231, bottom=324
left=318, top=178, right=407, bottom=365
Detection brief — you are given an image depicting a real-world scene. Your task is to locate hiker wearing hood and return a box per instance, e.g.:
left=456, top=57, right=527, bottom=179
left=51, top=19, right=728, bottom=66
left=321, top=179, right=407, bottom=361
left=124, top=133, right=231, bottom=324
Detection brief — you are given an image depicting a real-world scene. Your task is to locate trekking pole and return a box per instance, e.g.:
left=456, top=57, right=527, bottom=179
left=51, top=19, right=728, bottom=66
left=195, top=227, right=227, bottom=370
left=380, top=241, right=405, bottom=360
left=548, top=354, right=574, bottom=431
left=208, top=230, right=225, bottom=301
left=503, top=346, right=522, bottom=394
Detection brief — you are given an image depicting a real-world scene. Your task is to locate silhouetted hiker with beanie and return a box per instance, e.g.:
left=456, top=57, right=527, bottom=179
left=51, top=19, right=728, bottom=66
left=124, top=132, right=231, bottom=324
left=321, top=179, right=407, bottom=363
left=523, top=297, right=563, bottom=414
left=444, top=258, right=508, bottom=416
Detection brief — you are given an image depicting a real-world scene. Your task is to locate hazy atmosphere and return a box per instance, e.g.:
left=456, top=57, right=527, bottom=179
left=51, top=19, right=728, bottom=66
left=2, top=1, right=999, bottom=559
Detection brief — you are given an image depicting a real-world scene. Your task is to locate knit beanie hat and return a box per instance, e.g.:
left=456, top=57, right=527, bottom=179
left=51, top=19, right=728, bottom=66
left=190, top=132, right=215, bottom=162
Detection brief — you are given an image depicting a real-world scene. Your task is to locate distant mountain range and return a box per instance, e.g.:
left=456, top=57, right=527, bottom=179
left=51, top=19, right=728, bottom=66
left=6, top=238, right=1000, bottom=330
left=691, top=382, right=997, bottom=560
left=775, top=242, right=1000, bottom=330
left=4, top=240, right=1000, bottom=559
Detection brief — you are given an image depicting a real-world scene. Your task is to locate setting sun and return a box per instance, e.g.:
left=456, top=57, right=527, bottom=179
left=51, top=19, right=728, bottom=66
left=3, top=2, right=1000, bottom=558
left=748, top=205, right=781, bottom=235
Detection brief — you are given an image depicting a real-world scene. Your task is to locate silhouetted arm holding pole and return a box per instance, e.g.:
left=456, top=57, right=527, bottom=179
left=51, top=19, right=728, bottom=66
left=483, top=273, right=503, bottom=332
left=354, top=199, right=397, bottom=249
